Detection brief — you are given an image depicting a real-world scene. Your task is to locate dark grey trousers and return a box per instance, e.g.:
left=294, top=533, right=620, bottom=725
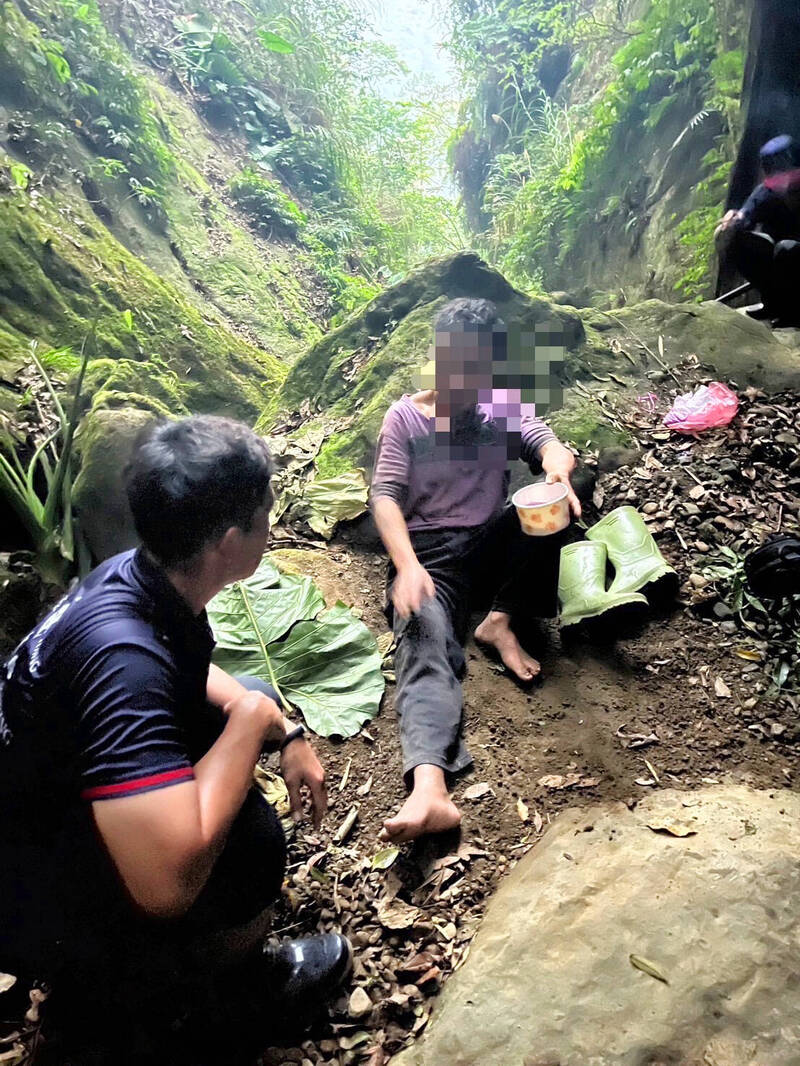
left=386, top=506, right=568, bottom=784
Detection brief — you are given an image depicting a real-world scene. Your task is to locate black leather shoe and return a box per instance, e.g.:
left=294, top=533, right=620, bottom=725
left=262, top=932, right=353, bottom=1004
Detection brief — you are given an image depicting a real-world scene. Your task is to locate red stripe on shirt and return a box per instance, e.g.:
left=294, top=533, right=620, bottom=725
left=81, top=766, right=194, bottom=800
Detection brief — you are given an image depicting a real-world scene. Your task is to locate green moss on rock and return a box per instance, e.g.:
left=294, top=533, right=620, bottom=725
left=73, top=406, right=155, bottom=561
left=265, top=253, right=594, bottom=479
left=548, top=396, right=632, bottom=451
left=0, top=162, right=286, bottom=419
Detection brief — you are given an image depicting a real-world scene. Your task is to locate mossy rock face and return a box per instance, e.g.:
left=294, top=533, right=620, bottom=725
left=594, top=300, right=800, bottom=393
left=269, top=252, right=591, bottom=477
left=274, top=252, right=586, bottom=415
left=548, top=395, right=632, bottom=451
left=73, top=406, right=154, bottom=561
left=0, top=159, right=286, bottom=421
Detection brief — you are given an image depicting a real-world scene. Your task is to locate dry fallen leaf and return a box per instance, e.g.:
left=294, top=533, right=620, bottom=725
left=533, top=809, right=544, bottom=833
left=538, top=773, right=580, bottom=789
left=463, top=782, right=494, bottom=801
left=348, top=987, right=373, bottom=1018
left=714, top=676, right=732, bottom=698
left=646, top=816, right=698, bottom=838
left=371, top=845, right=400, bottom=871
left=356, top=774, right=373, bottom=797
left=377, top=897, right=420, bottom=930
left=333, top=805, right=359, bottom=843
left=517, top=797, right=529, bottom=822
left=733, top=648, right=763, bottom=662
left=616, top=726, right=659, bottom=749
left=629, top=954, right=669, bottom=984
left=396, top=951, right=437, bottom=979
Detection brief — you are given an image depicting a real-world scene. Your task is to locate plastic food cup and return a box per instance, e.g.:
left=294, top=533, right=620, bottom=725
left=512, top=482, right=571, bottom=537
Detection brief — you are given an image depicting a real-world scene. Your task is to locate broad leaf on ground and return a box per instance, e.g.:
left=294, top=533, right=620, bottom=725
left=208, top=562, right=383, bottom=738
left=209, top=558, right=323, bottom=653
left=265, top=603, right=384, bottom=737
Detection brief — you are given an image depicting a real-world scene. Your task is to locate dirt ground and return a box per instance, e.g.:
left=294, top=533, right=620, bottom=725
left=258, top=529, right=797, bottom=1066
left=253, top=374, right=800, bottom=1065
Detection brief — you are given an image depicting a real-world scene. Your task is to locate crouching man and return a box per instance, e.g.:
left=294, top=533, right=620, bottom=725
left=0, top=416, right=350, bottom=1064
left=371, top=299, right=581, bottom=844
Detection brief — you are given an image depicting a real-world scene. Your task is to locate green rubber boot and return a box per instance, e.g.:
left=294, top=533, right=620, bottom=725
left=558, top=540, right=648, bottom=628
left=586, top=505, right=678, bottom=597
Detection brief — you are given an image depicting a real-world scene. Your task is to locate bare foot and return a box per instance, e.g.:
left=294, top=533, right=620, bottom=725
left=474, top=611, right=540, bottom=681
left=380, top=765, right=462, bottom=843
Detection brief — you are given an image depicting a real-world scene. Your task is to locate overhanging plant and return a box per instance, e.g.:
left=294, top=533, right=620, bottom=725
left=208, top=558, right=384, bottom=737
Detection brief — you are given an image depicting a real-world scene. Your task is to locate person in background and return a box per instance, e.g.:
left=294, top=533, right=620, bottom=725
left=0, top=416, right=350, bottom=1064
left=715, top=134, right=800, bottom=325
left=371, top=298, right=580, bottom=844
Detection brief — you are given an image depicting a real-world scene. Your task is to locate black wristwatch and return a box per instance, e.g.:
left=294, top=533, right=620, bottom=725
left=279, top=724, right=306, bottom=752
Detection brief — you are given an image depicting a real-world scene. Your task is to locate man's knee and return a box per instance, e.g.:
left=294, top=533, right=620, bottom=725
left=233, top=674, right=281, bottom=704
left=395, top=597, right=452, bottom=649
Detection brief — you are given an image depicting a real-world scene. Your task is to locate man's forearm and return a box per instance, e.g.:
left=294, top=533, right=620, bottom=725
left=192, top=704, right=270, bottom=854
left=373, top=495, right=418, bottom=572
left=540, top=439, right=575, bottom=476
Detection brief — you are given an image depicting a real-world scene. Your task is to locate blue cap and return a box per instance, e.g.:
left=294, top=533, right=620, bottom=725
left=760, top=134, right=794, bottom=159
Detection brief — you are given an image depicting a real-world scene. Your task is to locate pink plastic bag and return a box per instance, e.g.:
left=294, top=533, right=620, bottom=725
left=662, top=381, right=739, bottom=433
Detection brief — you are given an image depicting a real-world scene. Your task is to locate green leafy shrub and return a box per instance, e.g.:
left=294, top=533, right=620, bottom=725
left=0, top=338, right=91, bottom=584
left=228, top=167, right=307, bottom=238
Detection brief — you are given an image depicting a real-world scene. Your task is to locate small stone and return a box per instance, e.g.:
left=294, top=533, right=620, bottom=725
left=349, top=986, right=373, bottom=1018
left=713, top=601, right=734, bottom=620
left=642, top=502, right=658, bottom=515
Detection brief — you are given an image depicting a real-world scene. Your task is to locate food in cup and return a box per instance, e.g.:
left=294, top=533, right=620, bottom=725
left=512, top=482, right=571, bottom=537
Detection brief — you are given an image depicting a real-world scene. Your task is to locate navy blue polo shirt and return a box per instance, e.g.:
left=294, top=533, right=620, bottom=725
left=0, top=549, right=218, bottom=975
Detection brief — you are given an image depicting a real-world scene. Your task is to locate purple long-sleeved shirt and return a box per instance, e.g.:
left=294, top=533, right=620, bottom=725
left=371, top=395, right=556, bottom=531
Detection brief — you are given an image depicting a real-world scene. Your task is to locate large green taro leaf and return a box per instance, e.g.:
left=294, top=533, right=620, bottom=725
left=265, top=603, right=384, bottom=738
left=208, top=560, right=383, bottom=737
left=209, top=558, right=324, bottom=652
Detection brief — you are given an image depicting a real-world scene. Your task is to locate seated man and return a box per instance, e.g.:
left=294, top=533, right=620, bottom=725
left=0, top=416, right=350, bottom=1064
left=371, top=298, right=580, bottom=844
left=716, top=134, right=800, bottom=325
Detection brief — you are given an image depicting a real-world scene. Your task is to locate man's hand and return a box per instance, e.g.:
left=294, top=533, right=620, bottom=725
left=714, top=209, right=744, bottom=244
left=392, top=561, right=435, bottom=619
left=281, top=738, right=327, bottom=827
left=540, top=440, right=581, bottom=518
left=223, top=690, right=286, bottom=749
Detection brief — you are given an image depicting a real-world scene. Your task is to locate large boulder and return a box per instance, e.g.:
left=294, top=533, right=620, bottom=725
left=394, top=785, right=800, bottom=1066
left=73, top=407, right=154, bottom=561
left=262, top=252, right=603, bottom=478
left=586, top=300, right=800, bottom=393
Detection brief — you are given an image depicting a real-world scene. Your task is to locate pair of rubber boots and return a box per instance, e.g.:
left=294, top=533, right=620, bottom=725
left=558, top=506, right=677, bottom=628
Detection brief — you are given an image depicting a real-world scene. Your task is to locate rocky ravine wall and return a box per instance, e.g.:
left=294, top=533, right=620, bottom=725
left=0, top=0, right=326, bottom=426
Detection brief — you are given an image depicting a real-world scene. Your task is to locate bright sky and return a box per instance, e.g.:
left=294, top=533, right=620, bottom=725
left=369, top=0, right=456, bottom=99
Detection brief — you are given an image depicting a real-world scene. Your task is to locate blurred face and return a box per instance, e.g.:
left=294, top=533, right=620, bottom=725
left=433, top=329, right=495, bottom=423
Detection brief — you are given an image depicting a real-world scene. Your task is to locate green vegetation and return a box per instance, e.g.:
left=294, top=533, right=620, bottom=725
left=228, top=168, right=307, bottom=239
left=447, top=0, right=746, bottom=299
left=0, top=338, right=91, bottom=584
left=208, top=557, right=384, bottom=737
left=120, top=0, right=464, bottom=303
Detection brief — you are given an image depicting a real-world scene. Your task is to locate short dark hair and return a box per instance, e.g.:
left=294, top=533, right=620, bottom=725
left=126, top=415, right=274, bottom=569
left=434, top=298, right=506, bottom=333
